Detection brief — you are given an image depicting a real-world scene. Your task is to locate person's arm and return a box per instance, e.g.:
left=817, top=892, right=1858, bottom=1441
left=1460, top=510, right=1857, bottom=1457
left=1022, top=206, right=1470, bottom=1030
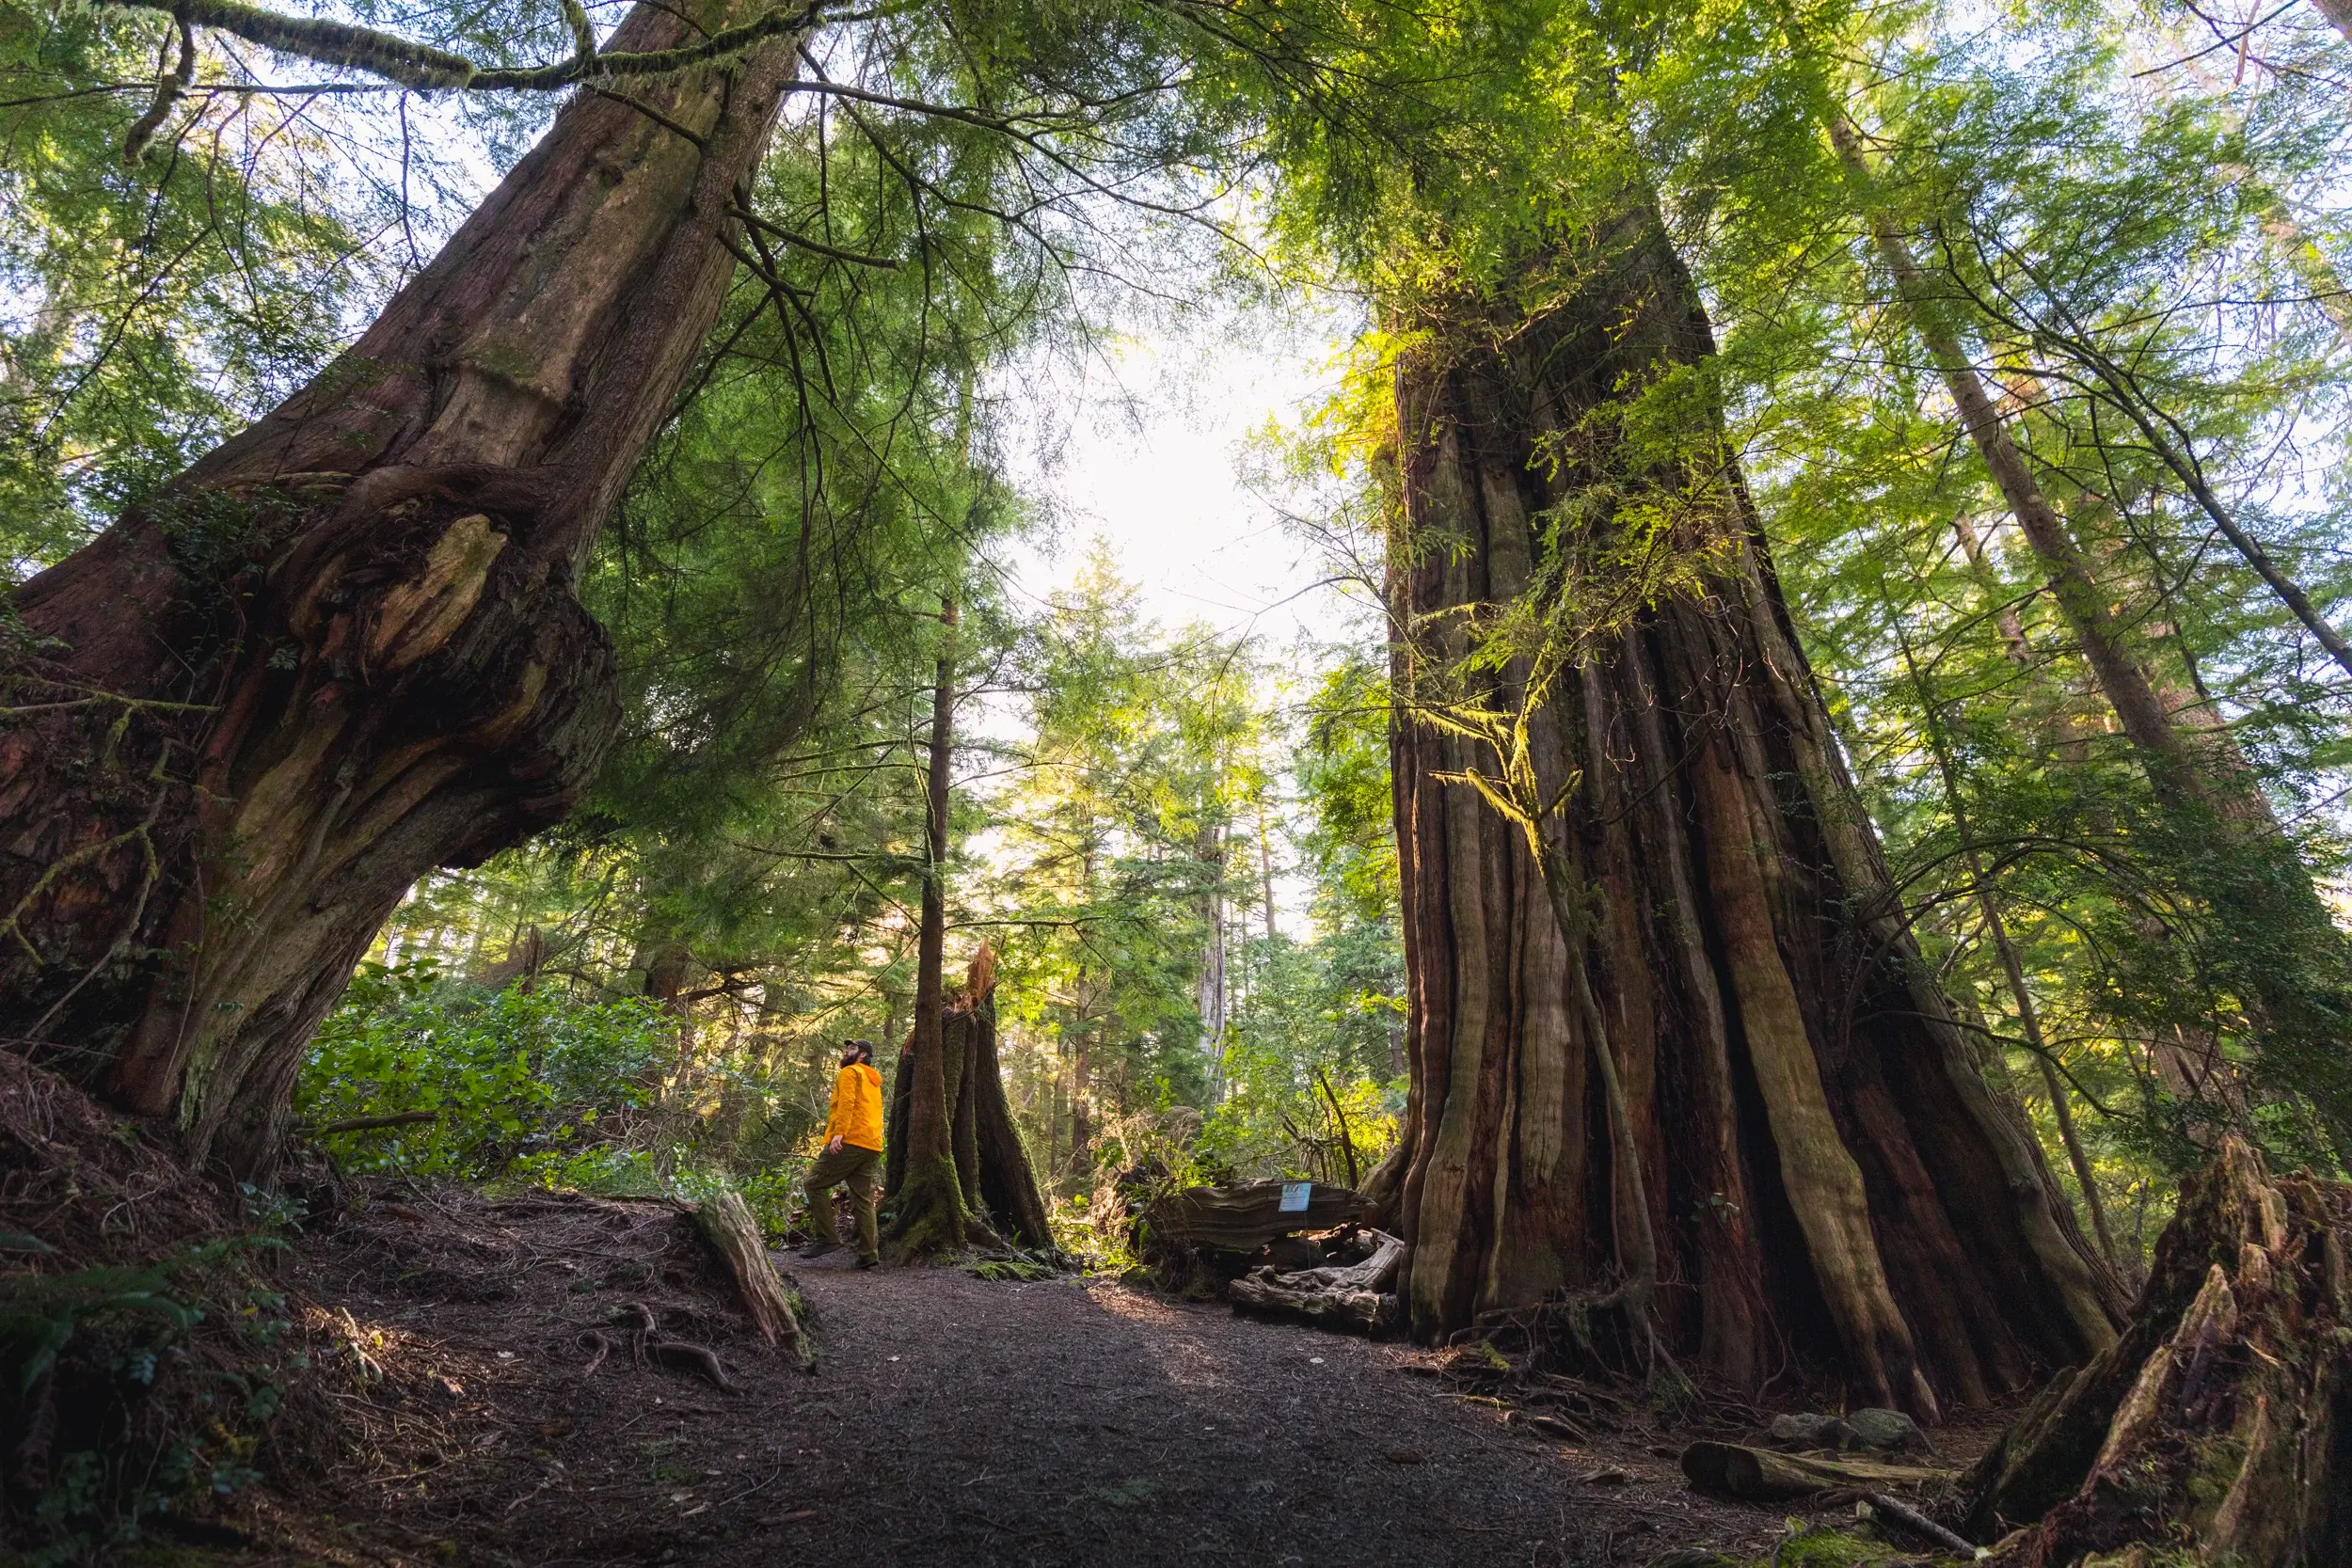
left=820, top=1068, right=850, bottom=1153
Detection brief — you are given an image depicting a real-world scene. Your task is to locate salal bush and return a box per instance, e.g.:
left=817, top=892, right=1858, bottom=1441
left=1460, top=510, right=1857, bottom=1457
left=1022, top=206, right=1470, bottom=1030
left=296, top=960, right=674, bottom=1181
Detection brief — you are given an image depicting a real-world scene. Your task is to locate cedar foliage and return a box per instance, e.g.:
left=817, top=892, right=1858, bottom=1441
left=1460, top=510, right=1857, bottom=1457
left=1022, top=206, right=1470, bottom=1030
left=4, top=0, right=2352, bottom=1547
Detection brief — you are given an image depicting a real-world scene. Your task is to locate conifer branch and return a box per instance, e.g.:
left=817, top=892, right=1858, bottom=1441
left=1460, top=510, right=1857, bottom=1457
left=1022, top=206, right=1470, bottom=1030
left=94, top=0, right=823, bottom=93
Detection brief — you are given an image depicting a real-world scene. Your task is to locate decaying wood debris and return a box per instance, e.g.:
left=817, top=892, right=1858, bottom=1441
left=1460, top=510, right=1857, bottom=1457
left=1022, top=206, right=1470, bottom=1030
left=1142, top=1180, right=1367, bottom=1254
left=1228, top=1228, right=1405, bottom=1334
left=1677, top=1441, right=1953, bottom=1502
left=691, top=1188, right=817, bottom=1370
left=1954, top=1135, right=2350, bottom=1564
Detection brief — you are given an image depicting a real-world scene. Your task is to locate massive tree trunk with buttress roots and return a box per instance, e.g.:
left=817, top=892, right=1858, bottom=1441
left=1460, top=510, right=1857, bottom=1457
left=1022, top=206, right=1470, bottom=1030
left=0, top=1, right=805, bottom=1177
left=1370, top=209, right=2126, bottom=1418
left=884, top=988, right=1055, bottom=1251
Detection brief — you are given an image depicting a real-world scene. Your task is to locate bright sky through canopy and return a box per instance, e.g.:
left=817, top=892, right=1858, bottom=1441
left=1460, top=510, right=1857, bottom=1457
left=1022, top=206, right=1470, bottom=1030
left=999, top=297, right=1366, bottom=654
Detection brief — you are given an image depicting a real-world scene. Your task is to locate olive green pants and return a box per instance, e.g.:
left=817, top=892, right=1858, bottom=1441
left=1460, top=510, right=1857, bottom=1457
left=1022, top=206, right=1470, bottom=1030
left=803, top=1144, right=881, bottom=1261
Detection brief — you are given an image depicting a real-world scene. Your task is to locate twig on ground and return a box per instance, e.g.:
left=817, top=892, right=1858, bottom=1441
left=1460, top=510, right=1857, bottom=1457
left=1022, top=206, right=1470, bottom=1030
left=1861, top=1492, right=1979, bottom=1557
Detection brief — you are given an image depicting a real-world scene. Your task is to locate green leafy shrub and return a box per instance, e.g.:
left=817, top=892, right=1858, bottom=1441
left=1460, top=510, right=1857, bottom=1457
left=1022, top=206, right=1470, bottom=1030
left=1, top=1238, right=293, bottom=1565
left=296, top=959, right=675, bottom=1182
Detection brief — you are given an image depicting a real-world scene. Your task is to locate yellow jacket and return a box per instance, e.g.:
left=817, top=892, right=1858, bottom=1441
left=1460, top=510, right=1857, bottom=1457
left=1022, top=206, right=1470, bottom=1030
left=822, top=1063, right=884, bottom=1151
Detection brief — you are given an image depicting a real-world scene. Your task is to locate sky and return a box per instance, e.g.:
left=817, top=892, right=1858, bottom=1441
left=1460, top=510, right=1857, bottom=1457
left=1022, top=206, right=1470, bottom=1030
left=994, top=294, right=1374, bottom=660
left=965, top=294, right=1376, bottom=937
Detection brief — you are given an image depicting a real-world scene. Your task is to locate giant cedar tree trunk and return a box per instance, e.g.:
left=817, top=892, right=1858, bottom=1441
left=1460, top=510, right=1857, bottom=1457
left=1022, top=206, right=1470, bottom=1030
left=0, top=3, right=805, bottom=1176
left=1378, top=209, right=2124, bottom=1418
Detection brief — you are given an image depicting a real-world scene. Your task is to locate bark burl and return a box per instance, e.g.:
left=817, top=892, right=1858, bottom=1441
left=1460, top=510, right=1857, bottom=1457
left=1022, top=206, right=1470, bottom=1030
left=1372, top=209, right=2124, bottom=1418
left=0, top=1, right=807, bottom=1176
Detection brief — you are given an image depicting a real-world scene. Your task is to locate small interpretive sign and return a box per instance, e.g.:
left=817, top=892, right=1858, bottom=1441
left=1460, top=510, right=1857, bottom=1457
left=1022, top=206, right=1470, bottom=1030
left=1279, top=1180, right=1312, bottom=1213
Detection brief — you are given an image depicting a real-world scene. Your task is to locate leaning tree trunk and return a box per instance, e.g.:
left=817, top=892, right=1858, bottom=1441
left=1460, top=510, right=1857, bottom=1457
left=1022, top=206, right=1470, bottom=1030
left=0, top=1, right=806, bottom=1179
left=1378, top=207, right=2125, bottom=1419
left=1958, top=1136, right=2349, bottom=1563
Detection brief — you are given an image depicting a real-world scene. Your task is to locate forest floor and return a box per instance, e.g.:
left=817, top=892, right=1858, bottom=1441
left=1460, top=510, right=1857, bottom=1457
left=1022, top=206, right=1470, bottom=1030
left=199, top=1186, right=1990, bottom=1568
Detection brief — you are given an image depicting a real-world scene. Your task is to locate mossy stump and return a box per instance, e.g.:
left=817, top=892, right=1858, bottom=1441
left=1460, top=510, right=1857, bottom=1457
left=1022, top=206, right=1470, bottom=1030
left=1959, top=1135, right=2351, bottom=1563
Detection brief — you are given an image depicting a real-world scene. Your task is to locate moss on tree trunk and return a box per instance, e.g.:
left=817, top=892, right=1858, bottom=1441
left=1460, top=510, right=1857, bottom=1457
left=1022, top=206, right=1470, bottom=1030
left=1382, top=204, right=2122, bottom=1417
left=884, top=993, right=1054, bottom=1251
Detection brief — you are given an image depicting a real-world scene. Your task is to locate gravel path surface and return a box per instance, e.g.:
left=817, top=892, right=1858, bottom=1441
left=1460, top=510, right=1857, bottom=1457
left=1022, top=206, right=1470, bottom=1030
left=747, top=1259, right=1755, bottom=1567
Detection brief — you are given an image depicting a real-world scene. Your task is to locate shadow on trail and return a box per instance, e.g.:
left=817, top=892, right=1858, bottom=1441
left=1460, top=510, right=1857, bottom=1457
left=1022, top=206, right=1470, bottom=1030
left=274, top=1192, right=1771, bottom=1568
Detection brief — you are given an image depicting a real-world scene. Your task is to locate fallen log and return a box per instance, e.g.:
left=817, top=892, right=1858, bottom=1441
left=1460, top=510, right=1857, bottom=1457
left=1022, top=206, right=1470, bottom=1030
left=1957, top=1135, right=2350, bottom=1564
left=309, top=1109, right=439, bottom=1136
left=1228, top=1272, right=1395, bottom=1334
left=691, top=1189, right=817, bottom=1371
left=1269, top=1229, right=1405, bottom=1292
left=1141, top=1180, right=1366, bottom=1253
left=1678, top=1442, right=1954, bottom=1502
left=1226, top=1229, right=1403, bottom=1335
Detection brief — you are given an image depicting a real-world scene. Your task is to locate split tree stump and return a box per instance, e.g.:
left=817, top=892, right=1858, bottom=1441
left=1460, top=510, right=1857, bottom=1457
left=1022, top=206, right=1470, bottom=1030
left=1959, top=1135, right=2349, bottom=1563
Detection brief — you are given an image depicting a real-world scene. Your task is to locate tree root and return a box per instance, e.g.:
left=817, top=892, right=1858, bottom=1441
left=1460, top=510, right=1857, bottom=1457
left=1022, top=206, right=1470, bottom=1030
left=574, top=1302, right=734, bottom=1392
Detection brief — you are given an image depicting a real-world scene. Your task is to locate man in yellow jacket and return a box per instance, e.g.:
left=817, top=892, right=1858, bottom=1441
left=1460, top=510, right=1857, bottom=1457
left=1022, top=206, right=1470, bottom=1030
left=802, top=1039, right=883, bottom=1266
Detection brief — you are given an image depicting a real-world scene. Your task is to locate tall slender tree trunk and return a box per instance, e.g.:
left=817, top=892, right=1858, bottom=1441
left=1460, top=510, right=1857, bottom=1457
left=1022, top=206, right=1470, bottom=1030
left=1829, top=116, right=2274, bottom=825
left=1071, top=1012, right=1093, bottom=1169
left=1196, top=818, right=1227, bottom=1082
left=1894, top=614, right=2123, bottom=1269
left=0, top=2, right=805, bottom=1177
left=1257, top=800, right=1279, bottom=942
left=1383, top=207, right=2122, bottom=1418
left=890, top=594, right=970, bottom=1252
left=1835, top=117, right=2352, bottom=1146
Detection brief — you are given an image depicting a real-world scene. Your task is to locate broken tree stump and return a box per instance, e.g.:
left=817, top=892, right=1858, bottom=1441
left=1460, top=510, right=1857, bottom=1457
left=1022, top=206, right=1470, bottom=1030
left=691, top=1189, right=817, bottom=1371
left=1142, top=1180, right=1366, bottom=1253
left=1678, top=1441, right=1953, bottom=1501
left=1956, top=1135, right=2351, bottom=1564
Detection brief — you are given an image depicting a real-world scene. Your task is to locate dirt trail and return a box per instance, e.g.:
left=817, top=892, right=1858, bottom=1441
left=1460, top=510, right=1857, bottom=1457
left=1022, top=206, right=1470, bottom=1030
left=253, top=1190, right=1797, bottom=1568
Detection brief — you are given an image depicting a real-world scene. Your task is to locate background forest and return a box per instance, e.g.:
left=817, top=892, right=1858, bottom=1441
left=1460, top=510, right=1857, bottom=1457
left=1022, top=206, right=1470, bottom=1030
left=8, top=0, right=2352, bottom=1283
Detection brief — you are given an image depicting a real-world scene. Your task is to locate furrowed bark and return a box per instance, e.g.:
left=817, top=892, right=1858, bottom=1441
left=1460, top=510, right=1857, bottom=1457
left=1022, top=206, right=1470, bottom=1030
left=0, top=0, right=808, bottom=1177
left=1384, top=205, right=2121, bottom=1416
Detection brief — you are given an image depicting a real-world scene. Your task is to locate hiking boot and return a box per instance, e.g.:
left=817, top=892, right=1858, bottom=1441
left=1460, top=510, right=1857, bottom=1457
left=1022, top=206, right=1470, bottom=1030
left=800, top=1241, right=838, bottom=1259
left=856, top=1255, right=880, bottom=1270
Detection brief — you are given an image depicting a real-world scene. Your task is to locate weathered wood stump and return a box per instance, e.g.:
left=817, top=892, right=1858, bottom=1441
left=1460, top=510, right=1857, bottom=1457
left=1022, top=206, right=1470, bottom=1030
left=882, top=991, right=1054, bottom=1251
left=691, top=1188, right=817, bottom=1371
left=1958, top=1135, right=2350, bottom=1563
